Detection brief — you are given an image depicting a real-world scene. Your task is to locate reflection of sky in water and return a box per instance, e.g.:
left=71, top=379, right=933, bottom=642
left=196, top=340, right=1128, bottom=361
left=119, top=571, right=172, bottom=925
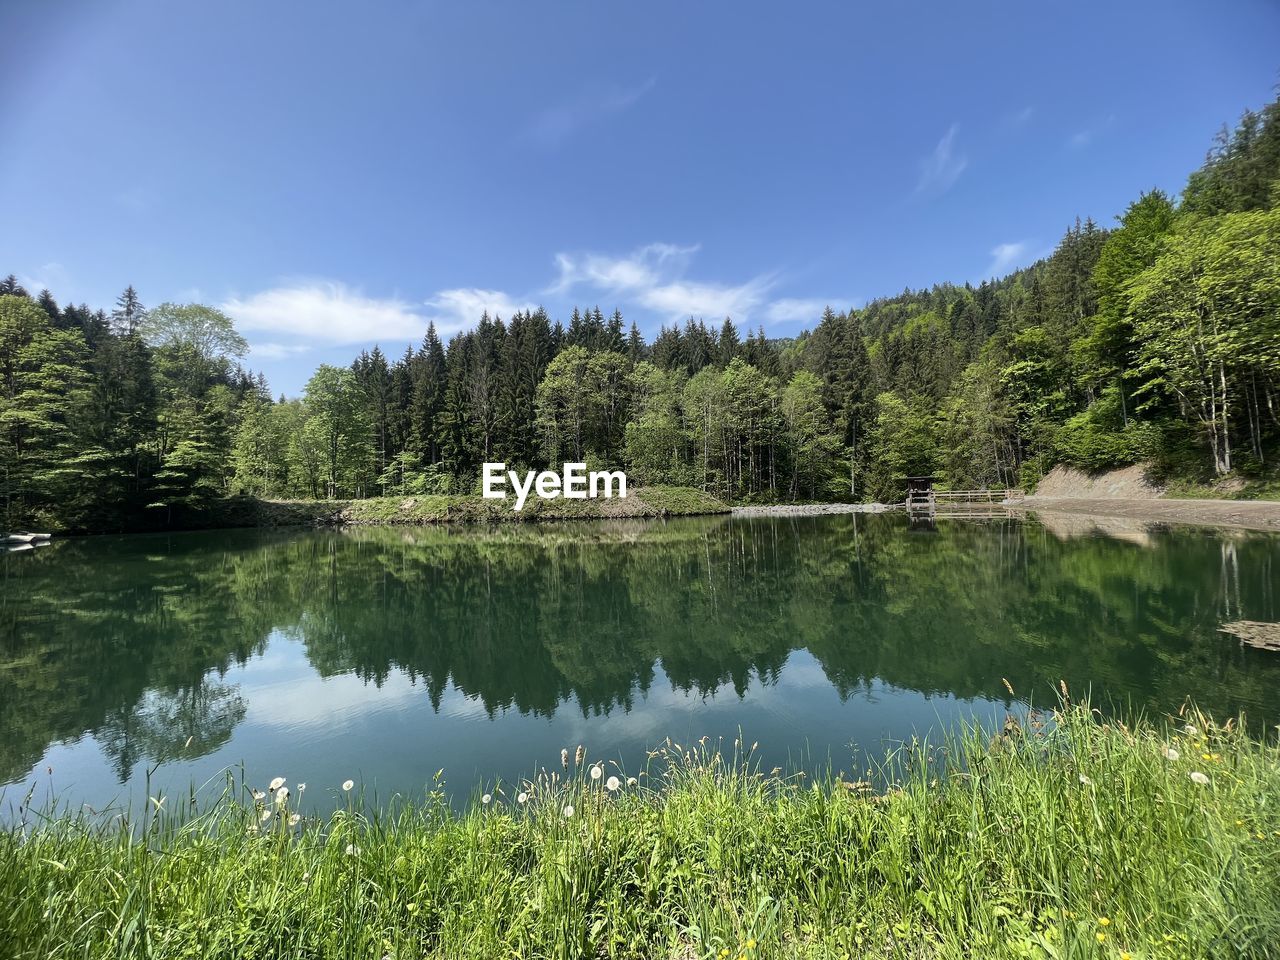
left=10, top=630, right=1006, bottom=815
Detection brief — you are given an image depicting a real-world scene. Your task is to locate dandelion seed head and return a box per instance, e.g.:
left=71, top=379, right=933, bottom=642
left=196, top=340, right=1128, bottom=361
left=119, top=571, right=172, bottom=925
left=260, top=809, right=272, bottom=822
left=342, top=779, right=354, bottom=792
left=517, top=792, right=528, bottom=804
left=590, top=764, right=603, bottom=780
left=252, top=790, right=266, bottom=801
left=1189, top=771, right=1210, bottom=785
left=269, top=776, right=285, bottom=791
left=481, top=793, right=492, bottom=805
left=289, top=813, right=301, bottom=826
left=1184, top=724, right=1198, bottom=736
left=275, top=786, right=289, bottom=805
left=562, top=804, right=574, bottom=818
left=606, top=775, right=621, bottom=792
left=1161, top=746, right=1180, bottom=760
left=345, top=843, right=359, bottom=856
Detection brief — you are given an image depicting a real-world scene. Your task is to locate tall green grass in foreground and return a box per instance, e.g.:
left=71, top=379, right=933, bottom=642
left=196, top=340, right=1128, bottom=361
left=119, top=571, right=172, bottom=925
left=2, top=702, right=1279, bottom=960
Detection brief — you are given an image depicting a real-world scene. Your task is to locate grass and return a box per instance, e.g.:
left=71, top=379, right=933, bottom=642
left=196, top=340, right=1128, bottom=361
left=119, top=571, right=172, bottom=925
left=1163, top=474, right=1280, bottom=502
left=2, top=702, right=1279, bottom=959
left=335, top=485, right=728, bottom=525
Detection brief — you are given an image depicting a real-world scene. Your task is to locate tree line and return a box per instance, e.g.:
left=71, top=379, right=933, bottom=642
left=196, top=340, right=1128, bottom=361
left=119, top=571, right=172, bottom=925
left=2, top=91, right=1278, bottom=531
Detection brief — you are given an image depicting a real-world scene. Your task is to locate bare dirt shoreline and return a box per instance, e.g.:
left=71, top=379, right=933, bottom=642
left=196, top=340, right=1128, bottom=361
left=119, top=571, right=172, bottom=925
left=729, top=497, right=1280, bottom=533
left=1013, top=496, right=1280, bottom=534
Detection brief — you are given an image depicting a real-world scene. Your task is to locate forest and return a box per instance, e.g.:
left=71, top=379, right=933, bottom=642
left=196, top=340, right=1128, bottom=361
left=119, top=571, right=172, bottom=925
left=2, top=93, right=1278, bottom=531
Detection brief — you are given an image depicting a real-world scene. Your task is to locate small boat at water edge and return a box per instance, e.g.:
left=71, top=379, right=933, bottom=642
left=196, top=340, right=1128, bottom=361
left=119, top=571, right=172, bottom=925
left=4, top=532, right=52, bottom=544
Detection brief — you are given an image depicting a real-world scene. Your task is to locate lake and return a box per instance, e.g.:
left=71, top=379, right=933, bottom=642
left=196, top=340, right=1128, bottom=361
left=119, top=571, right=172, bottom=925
left=2, top=513, right=1278, bottom=814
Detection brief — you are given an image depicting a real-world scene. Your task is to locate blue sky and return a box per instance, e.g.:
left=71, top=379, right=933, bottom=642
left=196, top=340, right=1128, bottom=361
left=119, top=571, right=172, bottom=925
left=2, top=0, right=1278, bottom=395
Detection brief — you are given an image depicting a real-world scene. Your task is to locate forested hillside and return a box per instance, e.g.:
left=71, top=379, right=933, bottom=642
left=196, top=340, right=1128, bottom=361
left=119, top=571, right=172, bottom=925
left=2, top=94, right=1278, bottom=532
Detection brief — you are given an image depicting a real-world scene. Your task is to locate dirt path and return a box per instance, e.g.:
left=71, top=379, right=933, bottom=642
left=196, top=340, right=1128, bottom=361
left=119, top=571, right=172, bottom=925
left=1015, top=497, right=1280, bottom=534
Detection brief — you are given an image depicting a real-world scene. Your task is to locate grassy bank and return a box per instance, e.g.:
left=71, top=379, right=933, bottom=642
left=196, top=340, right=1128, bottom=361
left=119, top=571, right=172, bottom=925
left=3, top=704, right=1278, bottom=959
left=1163, top=473, right=1280, bottom=502
left=335, top=484, right=728, bottom=525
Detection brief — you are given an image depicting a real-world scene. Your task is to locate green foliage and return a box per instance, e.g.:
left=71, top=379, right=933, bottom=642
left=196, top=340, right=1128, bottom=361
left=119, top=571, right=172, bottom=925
left=1054, top=387, right=1162, bottom=472
left=3, top=704, right=1278, bottom=959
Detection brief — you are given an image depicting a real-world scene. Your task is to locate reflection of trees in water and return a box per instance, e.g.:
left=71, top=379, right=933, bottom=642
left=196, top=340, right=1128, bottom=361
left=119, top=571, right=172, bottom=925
left=2, top=519, right=1279, bottom=785
left=96, top=682, right=247, bottom=783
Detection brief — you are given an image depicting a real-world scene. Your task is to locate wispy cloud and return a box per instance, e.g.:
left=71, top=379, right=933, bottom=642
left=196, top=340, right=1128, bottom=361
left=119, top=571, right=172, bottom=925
left=248, top=342, right=312, bottom=360
left=1068, top=113, right=1116, bottom=149
left=550, top=243, right=774, bottom=322
left=225, top=243, right=842, bottom=355
left=916, top=124, right=967, bottom=195
left=986, top=242, right=1027, bottom=278
left=763, top=298, right=852, bottom=325
left=1005, top=106, right=1035, bottom=127
left=18, top=261, right=70, bottom=296
left=526, top=77, right=657, bottom=147
left=222, top=282, right=425, bottom=346
left=422, top=288, right=537, bottom=333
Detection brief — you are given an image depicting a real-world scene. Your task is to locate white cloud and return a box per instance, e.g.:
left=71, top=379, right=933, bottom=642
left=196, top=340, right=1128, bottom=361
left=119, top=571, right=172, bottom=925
left=916, top=123, right=967, bottom=195
left=527, top=77, right=657, bottom=147
left=763, top=298, right=850, bottom=325
left=222, top=282, right=425, bottom=345
left=422, top=288, right=537, bottom=333
left=550, top=243, right=773, bottom=323
left=248, top=342, right=312, bottom=360
left=986, top=242, right=1027, bottom=278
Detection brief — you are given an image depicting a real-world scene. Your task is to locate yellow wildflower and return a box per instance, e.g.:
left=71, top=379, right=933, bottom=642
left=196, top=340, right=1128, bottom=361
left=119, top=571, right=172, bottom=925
left=746, top=940, right=757, bottom=950
left=1096, top=932, right=1106, bottom=943
left=1097, top=917, right=1111, bottom=927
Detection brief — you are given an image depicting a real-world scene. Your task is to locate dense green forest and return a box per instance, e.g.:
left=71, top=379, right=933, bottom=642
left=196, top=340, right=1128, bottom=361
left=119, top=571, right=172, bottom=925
left=2, top=94, right=1278, bottom=531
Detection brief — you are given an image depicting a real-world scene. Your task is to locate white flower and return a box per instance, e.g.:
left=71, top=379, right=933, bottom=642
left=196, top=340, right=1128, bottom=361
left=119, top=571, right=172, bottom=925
left=1161, top=746, right=1180, bottom=761
left=345, top=843, right=359, bottom=856
left=1189, top=771, right=1210, bottom=786
left=590, top=764, right=603, bottom=781
left=289, top=813, right=301, bottom=826
left=269, top=776, right=285, bottom=791
left=260, top=809, right=272, bottom=822
left=275, top=786, right=289, bottom=805
left=606, top=775, right=621, bottom=792
left=342, top=779, right=354, bottom=792
left=1184, top=724, right=1198, bottom=736
left=481, top=793, right=492, bottom=805
left=562, top=805, right=574, bottom=818
left=627, top=777, right=637, bottom=787
left=517, top=792, right=529, bottom=804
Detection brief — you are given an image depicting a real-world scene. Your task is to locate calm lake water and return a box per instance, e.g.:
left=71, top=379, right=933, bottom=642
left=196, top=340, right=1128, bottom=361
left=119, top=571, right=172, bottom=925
left=2, top=513, right=1278, bottom=813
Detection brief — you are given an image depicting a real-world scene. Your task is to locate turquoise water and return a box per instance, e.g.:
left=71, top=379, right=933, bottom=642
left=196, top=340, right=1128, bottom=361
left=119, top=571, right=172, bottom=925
left=2, top=513, right=1277, bottom=812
